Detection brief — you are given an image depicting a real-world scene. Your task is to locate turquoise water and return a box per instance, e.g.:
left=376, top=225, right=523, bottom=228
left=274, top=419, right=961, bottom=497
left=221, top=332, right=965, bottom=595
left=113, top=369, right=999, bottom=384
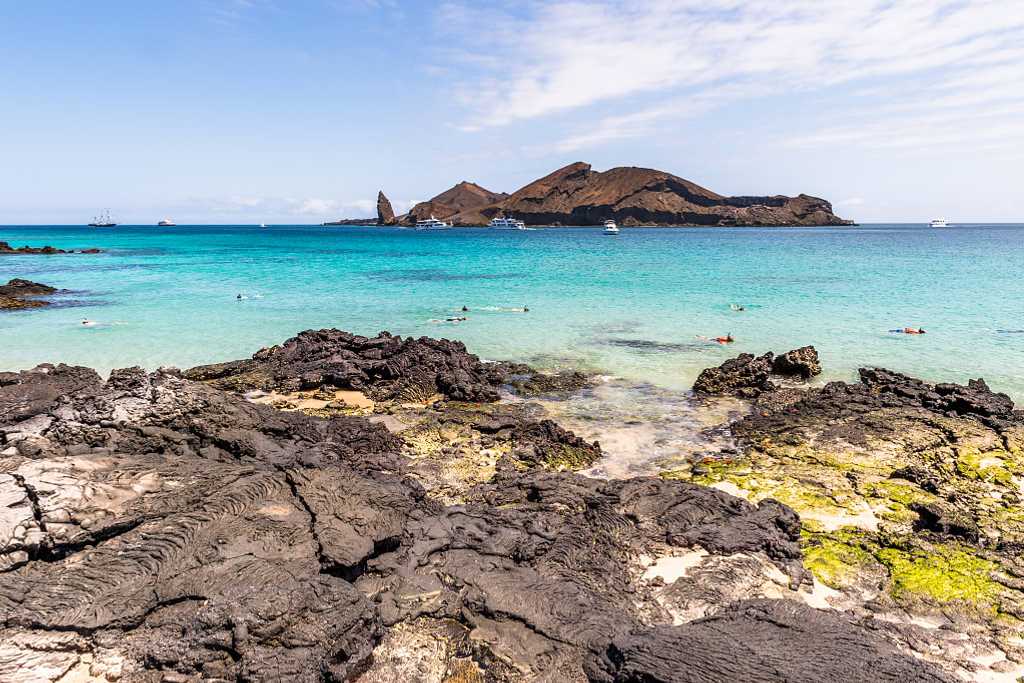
left=2, top=224, right=1023, bottom=401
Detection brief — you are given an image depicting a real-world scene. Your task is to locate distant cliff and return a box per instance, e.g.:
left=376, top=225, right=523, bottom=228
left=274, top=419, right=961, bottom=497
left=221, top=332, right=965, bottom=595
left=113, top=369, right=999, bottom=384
left=464, top=163, right=851, bottom=226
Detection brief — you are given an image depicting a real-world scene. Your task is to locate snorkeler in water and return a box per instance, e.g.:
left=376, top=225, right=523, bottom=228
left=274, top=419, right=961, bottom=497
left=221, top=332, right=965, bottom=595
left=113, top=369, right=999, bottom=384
left=890, top=327, right=926, bottom=334
left=696, top=333, right=734, bottom=344
left=730, top=303, right=746, bottom=312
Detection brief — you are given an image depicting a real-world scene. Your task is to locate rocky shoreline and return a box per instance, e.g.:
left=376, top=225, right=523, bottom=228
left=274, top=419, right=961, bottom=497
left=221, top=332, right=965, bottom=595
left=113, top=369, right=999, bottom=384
left=0, top=241, right=101, bottom=255
left=0, top=279, right=61, bottom=310
left=0, top=330, right=1017, bottom=681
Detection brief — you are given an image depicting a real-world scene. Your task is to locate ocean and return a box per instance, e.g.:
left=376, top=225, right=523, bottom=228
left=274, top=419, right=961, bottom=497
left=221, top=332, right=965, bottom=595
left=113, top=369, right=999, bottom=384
left=2, top=223, right=1023, bottom=406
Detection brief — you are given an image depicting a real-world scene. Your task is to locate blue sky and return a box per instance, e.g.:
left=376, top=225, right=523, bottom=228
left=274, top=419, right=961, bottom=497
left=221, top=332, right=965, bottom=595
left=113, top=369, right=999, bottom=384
left=2, top=0, right=1023, bottom=224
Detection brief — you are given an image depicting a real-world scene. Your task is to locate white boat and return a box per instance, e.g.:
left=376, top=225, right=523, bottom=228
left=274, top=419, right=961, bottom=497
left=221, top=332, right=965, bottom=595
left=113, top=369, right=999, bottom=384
left=929, top=218, right=949, bottom=228
left=415, top=216, right=451, bottom=230
left=603, top=219, right=620, bottom=235
left=157, top=217, right=176, bottom=227
left=259, top=223, right=267, bottom=229
left=489, top=216, right=527, bottom=230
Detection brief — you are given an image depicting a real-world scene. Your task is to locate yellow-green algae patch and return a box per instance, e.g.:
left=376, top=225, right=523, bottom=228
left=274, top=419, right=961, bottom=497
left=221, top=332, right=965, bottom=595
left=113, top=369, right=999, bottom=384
left=660, top=457, right=872, bottom=532
left=800, top=528, right=1007, bottom=615
left=542, top=444, right=601, bottom=471
left=955, top=447, right=1017, bottom=485
left=875, top=544, right=1001, bottom=606
left=800, top=529, right=877, bottom=590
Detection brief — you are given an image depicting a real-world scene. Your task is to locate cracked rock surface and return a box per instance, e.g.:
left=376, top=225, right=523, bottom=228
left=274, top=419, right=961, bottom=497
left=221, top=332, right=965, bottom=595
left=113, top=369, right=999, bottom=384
left=0, top=334, right=954, bottom=682
left=675, top=356, right=1024, bottom=681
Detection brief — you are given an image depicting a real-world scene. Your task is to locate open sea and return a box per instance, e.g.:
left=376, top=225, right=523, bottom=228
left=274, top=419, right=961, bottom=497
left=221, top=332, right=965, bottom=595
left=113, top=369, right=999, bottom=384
left=2, top=223, right=1023, bottom=409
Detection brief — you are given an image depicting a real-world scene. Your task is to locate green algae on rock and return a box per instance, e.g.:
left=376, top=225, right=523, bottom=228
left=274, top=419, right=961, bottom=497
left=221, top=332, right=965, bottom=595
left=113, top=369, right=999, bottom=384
left=675, top=357, right=1024, bottom=681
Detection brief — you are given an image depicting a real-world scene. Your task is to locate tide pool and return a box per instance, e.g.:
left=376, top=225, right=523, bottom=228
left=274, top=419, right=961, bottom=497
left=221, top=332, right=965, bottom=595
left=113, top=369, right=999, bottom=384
left=1, top=223, right=1022, bottom=401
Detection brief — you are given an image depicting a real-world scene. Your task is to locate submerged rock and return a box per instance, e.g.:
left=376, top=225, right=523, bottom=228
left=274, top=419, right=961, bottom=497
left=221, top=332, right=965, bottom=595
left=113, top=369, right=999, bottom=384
left=495, top=363, right=595, bottom=396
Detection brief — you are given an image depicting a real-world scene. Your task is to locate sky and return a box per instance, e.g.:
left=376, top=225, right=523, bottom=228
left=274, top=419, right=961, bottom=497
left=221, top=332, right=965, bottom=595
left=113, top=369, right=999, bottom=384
left=1, top=0, right=1023, bottom=224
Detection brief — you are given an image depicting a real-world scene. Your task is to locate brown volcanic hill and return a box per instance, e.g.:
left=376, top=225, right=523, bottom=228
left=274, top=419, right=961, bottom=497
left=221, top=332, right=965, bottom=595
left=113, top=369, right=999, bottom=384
left=403, top=181, right=508, bottom=223
left=447, top=162, right=851, bottom=227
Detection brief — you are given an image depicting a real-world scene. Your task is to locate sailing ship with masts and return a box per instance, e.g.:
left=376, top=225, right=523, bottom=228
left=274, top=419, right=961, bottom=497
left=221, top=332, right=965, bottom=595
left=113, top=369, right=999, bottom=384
left=88, top=209, right=117, bottom=227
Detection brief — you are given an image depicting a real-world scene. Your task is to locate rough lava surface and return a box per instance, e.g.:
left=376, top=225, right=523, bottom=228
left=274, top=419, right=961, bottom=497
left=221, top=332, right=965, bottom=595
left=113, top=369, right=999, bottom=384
left=0, top=332, right=955, bottom=682
left=676, top=352, right=1024, bottom=681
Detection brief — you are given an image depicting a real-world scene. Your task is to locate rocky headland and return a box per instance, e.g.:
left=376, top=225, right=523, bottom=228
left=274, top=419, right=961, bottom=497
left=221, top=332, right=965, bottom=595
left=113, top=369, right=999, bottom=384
left=0, top=241, right=101, bottom=255
left=375, top=162, right=851, bottom=228
left=0, top=330, right=1013, bottom=681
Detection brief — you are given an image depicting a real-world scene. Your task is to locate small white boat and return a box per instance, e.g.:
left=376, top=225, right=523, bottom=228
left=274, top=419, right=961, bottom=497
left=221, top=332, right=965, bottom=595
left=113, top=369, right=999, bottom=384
left=415, top=216, right=451, bottom=230
left=603, top=219, right=620, bottom=235
left=489, top=216, right=527, bottom=230
left=157, top=217, right=176, bottom=227
left=929, top=218, right=949, bottom=228
left=259, top=223, right=267, bottom=229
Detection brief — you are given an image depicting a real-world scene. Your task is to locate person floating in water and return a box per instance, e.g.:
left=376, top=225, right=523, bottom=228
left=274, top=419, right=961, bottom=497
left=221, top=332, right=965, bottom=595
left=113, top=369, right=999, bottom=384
left=696, top=333, right=734, bottom=344
left=730, top=303, right=746, bottom=312
left=523, top=306, right=529, bottom=312
left=890, top=327, right=926, bottom=334
left=237, top=294, right=243, bottom=300
left=461, top=306, right=469, bottom=312
left=446, top=316, right=468, bottom=322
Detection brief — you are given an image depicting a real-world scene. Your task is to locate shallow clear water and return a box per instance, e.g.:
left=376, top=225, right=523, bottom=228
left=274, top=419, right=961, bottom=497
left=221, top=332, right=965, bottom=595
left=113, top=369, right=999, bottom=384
left=2, top=223, right=1023, bottom=401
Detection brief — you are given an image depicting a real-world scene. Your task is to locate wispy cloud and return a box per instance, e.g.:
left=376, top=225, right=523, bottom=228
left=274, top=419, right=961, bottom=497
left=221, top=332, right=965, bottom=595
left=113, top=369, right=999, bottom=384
left=205, top=0, right=274, bottom=27
left=186, top=195, right=376, bottom=218
left=440, top=0, right=1024, bottom=152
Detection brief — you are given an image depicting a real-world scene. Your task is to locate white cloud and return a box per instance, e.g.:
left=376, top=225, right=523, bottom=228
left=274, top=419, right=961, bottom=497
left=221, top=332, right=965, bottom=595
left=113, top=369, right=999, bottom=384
left=191, top=195, right=378, bottom=218
left=441, top=0, right=1024, bottom=152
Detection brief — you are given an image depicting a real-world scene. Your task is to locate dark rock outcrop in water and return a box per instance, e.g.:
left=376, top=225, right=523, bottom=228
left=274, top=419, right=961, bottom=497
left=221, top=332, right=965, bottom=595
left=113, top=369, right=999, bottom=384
left=693, top=351, right=776, bottom=397
left=402, top=163, right=850, bottom=227
left=0, top=240, right=101, bottom=255
left=0, top=278, right=59, bottom=310
left=185, top=328, right=506, bottom=402
left=376, top=190, right=395, bottom=225
left=693, top=345, right=822, bottom=397
left=0, top=333, right=953, bottom=682
left=772, top=345, right=822, bottom=379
